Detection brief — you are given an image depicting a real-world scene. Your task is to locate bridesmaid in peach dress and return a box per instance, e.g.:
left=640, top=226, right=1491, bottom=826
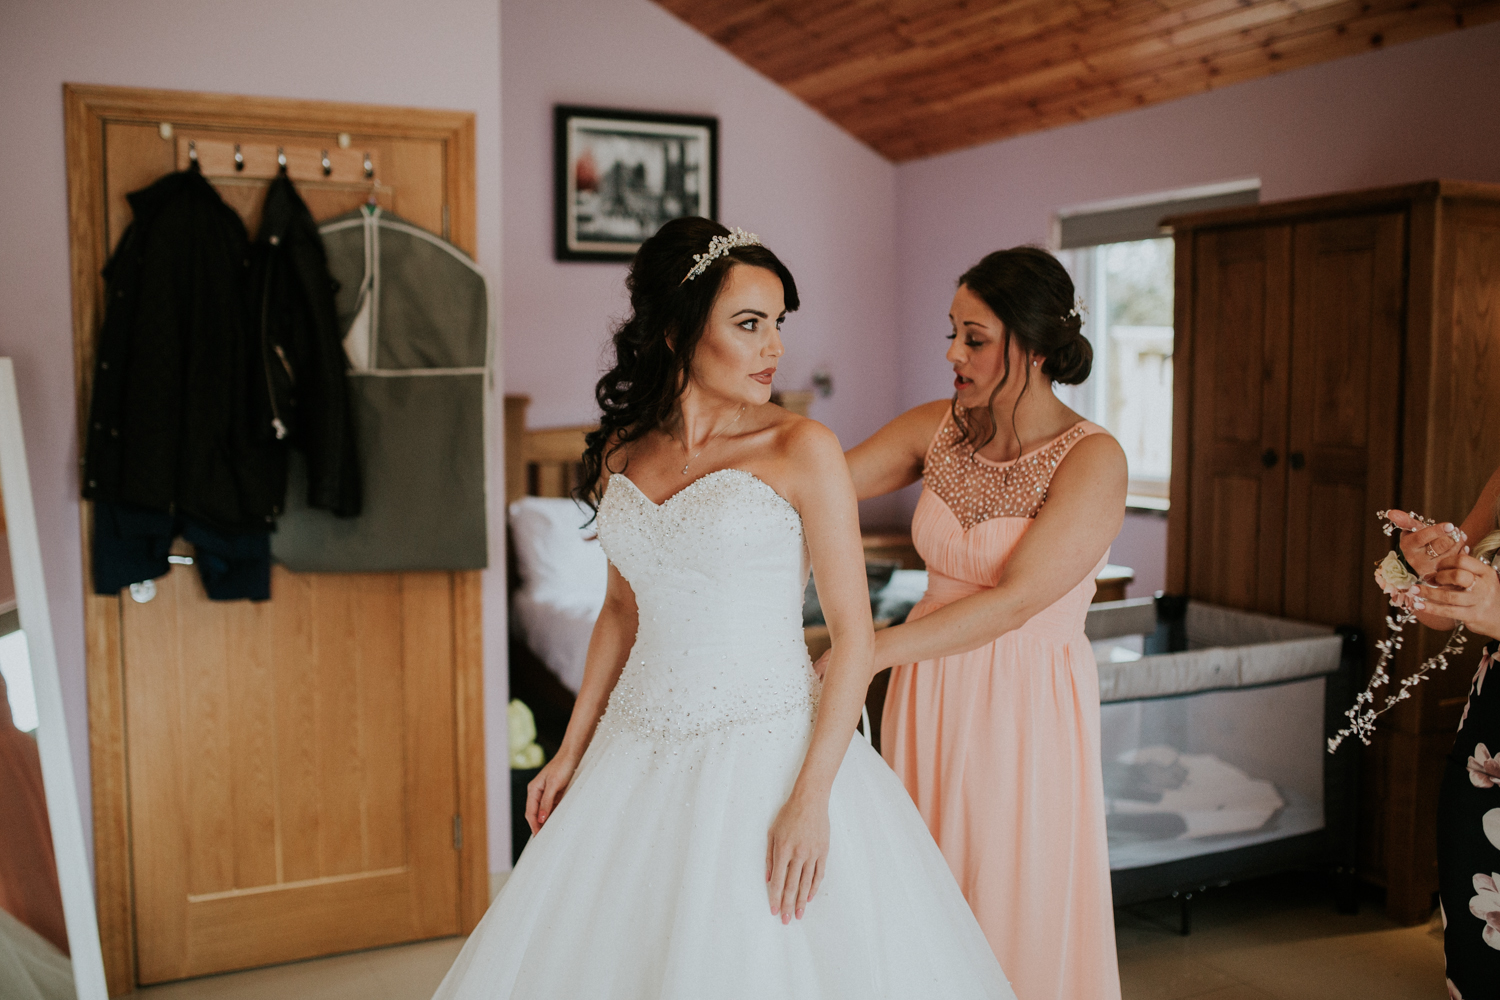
left=827, top=248, right=1126, bottom=1000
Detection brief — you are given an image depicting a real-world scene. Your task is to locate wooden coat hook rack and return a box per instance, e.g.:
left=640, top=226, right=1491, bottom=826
left=172, top=135, right=379, bottom=184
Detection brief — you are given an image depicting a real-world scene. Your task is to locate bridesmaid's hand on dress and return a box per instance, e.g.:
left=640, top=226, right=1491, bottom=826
left=525, top=752, right=580, bottom=835
left=766, top=792, right=830, bottom=924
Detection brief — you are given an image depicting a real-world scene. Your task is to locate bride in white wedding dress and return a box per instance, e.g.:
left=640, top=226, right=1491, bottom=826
left=432, top=219, right=1013, bottom=1000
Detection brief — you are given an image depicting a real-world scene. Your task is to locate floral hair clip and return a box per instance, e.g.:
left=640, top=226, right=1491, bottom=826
left=1328, top=510, right=1479, bottom=752
left=682, top=227, right=762, bottom=283
left=1063, top=296, right=1086, bottom=322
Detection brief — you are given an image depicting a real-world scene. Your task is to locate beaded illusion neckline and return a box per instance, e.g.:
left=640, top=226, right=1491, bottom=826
left=923, top=411, right=1095, bottom=530
left=964, top=420, right=1088, bottom=468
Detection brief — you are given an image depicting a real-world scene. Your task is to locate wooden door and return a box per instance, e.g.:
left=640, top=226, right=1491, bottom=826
left=123, top=570, right=461, bottom=981
left=65, top=87, right=487, bottom=992
left=1282, top=214, right=1404, bottom=630
left=1183, top=225, right=1293, bottom=614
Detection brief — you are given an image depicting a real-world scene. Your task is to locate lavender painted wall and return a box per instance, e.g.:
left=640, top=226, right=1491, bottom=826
left=501, top=0, right=903, bottom=523
left=0, top=0, right=507, bottom=871
left=892, top=23, right=1500, bottom=596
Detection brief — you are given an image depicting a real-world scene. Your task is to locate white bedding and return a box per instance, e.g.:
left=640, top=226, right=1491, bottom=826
left=509, top=497, right=608, bottom=694
left=512, top=589, right=599, bottom=693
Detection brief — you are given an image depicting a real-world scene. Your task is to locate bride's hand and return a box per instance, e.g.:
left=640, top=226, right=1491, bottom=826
left=525, top=752, right=579, bottom=835
left=766, top=792, right=829, bottom=924
left=812, top=649, right=831, bottom=679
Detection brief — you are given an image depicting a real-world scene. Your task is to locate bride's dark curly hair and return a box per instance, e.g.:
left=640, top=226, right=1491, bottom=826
left=577, top=217, right=799, bottom=509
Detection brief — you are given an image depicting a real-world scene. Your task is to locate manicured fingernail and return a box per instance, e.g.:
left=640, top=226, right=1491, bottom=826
left=1442, top=523, right=1453, bottom=530
left=796, top=907, right=804, bottom=919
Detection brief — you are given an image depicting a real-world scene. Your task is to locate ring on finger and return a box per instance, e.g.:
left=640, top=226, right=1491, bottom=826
left=1425, top=543, right=1439, bottom=559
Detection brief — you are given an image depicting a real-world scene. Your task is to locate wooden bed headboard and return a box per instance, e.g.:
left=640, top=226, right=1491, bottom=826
left=503, top=395, right=594, bottom=504
left=503, top=391, right=817, bottom=506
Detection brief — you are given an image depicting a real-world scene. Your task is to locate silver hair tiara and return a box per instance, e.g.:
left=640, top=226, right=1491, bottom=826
left=682, top=227, right=762, bottom=283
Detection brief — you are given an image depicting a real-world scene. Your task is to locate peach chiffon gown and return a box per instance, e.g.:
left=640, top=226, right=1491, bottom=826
left=881, top=408, right=1121, bottom=1000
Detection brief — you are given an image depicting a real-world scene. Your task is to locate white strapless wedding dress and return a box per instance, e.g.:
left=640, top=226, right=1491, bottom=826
left=433, top=469, right=1014, bottom=999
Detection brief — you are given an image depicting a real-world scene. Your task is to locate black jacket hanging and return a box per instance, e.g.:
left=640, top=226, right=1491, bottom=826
left=83, top=166, right=361, bottom=599
left=251, top=174, right=361, bottom=517
left=82, top=167, right=283, bottom=534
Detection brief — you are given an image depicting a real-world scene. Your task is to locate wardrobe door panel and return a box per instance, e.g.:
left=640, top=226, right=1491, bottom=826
left=1283, top=214, right=1404, bottom=630
left=1185, top=225, right=1292, bottom=614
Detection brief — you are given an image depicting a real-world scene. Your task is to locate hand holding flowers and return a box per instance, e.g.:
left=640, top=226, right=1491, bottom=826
left=1387, top=508, right=1466, bottom=578
left=1329, top=510, right=1480, bottom=752
left=1417, top=549, right=1500, bottom=642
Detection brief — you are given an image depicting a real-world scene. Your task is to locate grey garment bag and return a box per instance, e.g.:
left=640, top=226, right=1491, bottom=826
left=272, top=206, right=490, bottom=571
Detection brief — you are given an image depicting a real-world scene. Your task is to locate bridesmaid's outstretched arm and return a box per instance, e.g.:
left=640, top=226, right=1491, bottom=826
left=844, top=401, right=948, bottom=501
left=870, top=432, right=1127, bottom=670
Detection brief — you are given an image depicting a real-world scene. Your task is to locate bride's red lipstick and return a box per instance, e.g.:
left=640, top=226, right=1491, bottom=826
left=954, top=371, right=973, bottom=390
left=751, top=367, right=776, bottom=385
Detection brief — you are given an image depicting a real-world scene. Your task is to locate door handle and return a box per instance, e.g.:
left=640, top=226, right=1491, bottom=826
left=1261, top=448, right=1279, bottom=469
left=1289, top=452, right=1306, bottom=471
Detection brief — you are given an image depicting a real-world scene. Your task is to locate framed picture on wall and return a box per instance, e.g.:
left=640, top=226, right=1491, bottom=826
left=554, top=105, right=718, bottom=262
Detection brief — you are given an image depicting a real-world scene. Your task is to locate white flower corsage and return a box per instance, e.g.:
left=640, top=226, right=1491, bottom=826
left=1375, top=550, right=1422, bottom=612
left=1328, top=510, right=1475, bottom=752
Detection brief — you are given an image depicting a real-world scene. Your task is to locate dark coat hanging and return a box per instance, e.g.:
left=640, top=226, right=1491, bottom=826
left=251, top=173, right=361, bottom=517
left=83, top=167, right=361, bottom=599
left=82, top=167, right=282, bottom=535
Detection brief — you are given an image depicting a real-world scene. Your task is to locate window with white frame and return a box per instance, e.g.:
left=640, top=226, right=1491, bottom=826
left=1055, top=181, right=1259, bottom=509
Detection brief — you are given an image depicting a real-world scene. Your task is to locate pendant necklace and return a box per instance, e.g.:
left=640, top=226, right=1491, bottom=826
left=679, top=405, right=745, bottom=475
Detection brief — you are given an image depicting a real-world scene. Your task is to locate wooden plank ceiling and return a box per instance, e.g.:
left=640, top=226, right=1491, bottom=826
left=651, top=0, right=1500, bottom=161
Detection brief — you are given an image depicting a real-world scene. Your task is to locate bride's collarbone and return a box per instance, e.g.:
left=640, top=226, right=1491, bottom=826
left=614, top=421, right=811, bottom=507
left=617, top=461, right=791, bottom=509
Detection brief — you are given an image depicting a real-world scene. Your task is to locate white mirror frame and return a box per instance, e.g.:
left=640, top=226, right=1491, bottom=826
left=0, top=359, right=108, bottom=999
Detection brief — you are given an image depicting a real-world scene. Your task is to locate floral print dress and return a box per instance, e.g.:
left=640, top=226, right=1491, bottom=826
left=1440, top=641, right=1500, bottom=999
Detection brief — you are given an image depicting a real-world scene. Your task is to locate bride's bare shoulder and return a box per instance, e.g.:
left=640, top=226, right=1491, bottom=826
left=765, top=412, right=846, bottom=483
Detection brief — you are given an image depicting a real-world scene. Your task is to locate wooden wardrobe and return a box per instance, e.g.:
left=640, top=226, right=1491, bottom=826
left=1165, top=180, right=1500, bottom=923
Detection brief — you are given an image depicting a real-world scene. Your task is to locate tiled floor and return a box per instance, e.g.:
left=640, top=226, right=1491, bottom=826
left=1113, top=873, right=1444, bottom=999
left=127, top=873, right=1445, bottom=1000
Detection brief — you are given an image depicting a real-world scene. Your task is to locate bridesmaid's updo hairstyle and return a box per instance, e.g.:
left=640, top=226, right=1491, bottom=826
left=955, top=246, right=1091, bottom=449
left=577, top=216, right=799, bottom=509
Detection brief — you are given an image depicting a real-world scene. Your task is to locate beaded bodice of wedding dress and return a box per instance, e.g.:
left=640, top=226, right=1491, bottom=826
left=594, top=468, right=821, bottom=742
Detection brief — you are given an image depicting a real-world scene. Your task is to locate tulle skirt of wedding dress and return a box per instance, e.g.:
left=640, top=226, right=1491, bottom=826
left=432, top=710, right=1013, bottom=999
